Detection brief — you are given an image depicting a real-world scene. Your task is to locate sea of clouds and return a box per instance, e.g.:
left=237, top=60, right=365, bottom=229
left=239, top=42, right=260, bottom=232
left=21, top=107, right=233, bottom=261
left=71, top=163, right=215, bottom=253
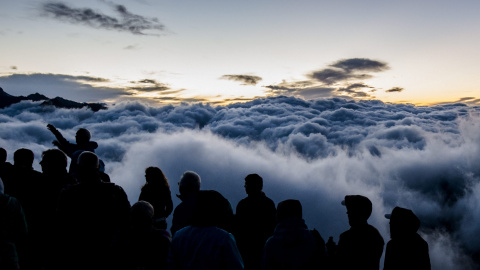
left=1, top=96, right=480, bottom=269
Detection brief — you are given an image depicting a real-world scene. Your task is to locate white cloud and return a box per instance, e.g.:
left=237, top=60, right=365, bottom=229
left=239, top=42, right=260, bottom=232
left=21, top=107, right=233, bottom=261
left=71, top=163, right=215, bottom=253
left=1, top=96, right=479, bottom=269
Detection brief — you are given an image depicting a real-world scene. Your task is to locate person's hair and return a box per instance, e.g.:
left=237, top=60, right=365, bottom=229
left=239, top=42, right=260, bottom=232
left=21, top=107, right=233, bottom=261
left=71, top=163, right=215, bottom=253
left=191, top=190, right=232, bottom=228
left=77, top=151, right=99, bottom=169
left=144, top=166, right=169, bottom=188
left=245, top=173, right=263, bottom=192
left=0, top=148, right=7, bottom=163
left=13, top=148, right=34, bottom=167
left=41, top=149, right=68, bottom=169
left=179, top=171, right=201, bottom=195
left=131, top=201, right=155, bottom=229
left=277, top=199, right=303, bottom=222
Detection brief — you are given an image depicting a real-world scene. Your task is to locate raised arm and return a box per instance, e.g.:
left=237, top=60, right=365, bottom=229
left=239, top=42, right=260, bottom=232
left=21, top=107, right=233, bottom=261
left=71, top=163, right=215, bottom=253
left=47, top=124, right=69, bottom=148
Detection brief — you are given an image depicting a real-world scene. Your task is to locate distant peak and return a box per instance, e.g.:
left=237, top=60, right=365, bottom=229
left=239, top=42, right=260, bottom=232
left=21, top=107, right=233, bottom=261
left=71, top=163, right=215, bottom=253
left=27, top=92, right=49, bottom=101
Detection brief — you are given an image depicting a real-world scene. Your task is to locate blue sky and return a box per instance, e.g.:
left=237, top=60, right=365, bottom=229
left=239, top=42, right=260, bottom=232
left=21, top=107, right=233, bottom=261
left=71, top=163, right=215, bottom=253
left=1, top=0, right=479, bottom=105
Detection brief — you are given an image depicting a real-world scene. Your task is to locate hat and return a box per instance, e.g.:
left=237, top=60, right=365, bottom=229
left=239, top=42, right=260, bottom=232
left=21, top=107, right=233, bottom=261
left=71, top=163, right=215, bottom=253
left=277, top=199, right=302, bottom=222
left=385, top=206, right=420, bottom=233
left=342, top=195, right=372, bottom=220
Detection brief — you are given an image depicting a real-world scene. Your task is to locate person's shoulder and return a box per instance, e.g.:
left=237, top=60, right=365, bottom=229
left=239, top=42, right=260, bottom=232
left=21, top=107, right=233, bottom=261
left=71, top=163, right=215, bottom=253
left=366, top=224, right=383, bottom=237
left=87, top=141, right=99, bottom=150
left=237, top=196, right=248, bottom=205
left=413, top=233, right=429, bottom=247
left=366, top=224, right=385, bottom=244
left=104, top=182, right=127, bottom=194
left=263, top=194, right=275, bottom=205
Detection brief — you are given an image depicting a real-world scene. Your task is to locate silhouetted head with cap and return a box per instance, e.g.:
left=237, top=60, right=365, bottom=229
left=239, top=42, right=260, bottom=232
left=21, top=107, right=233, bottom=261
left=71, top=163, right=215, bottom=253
left=75, top=128, right=91, bottom=145
left=13, top=148, right=34, bottom=169
left=244, top=173, right=263, bottom=195
left=386, top=206, right=420, bottom=239
left=342, top=195, right=372, bottom=227
left=276, top=199, right=303, bottom=223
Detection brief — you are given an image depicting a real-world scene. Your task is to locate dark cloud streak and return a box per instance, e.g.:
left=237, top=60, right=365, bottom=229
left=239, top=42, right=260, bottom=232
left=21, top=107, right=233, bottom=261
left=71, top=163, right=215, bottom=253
left=41, top=2, right=165, bottom=35
left=128, top=79, right=170, bottom=92
left=220, top=74, right=263, bottom=86
left=386, top=87, right=404, bottom=93
left=310, top=58, right=389, bottom=85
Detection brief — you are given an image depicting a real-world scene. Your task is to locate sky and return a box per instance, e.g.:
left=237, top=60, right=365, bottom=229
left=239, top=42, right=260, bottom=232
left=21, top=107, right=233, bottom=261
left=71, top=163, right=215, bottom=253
left=2, top=1, right=480, bottom=268
left=1, top=0, right=479, bottom=105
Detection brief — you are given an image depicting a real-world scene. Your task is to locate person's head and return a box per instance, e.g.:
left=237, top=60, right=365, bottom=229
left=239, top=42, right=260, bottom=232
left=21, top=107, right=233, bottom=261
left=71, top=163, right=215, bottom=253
left=179, top=171, right=201, bottom=197
left=342, top=195, right=372, bottom=226
left=244, top=173, right=263, bottom=195
left=191, top=190, right=232, bottom=228
left=130, top=201, right=155, bottom=229
left=277, top=199, right=302, bottom=222
left=76, top=151, right=99, bottom=181
left=40, top=149, right=68, bottom=173
left=75, top=128, right=91, bottom=145
left=13, top=148, right=34, bottom=168
left=145, top=166, right=169, bottom=188
left=0, top=148, right=7, bottom=163
left=386, top=206, right=420, bottom=239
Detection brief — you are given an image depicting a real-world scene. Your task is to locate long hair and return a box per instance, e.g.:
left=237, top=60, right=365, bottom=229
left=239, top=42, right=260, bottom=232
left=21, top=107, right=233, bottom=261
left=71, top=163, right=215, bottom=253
left=143, top=166, right=169, bottom=188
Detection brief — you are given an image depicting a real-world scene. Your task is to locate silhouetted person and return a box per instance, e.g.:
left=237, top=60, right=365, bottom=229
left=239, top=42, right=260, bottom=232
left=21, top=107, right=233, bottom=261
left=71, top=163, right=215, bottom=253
left=170, top=171, right=201, bottom=236
left=0, top=147, right=13, bottom=180
left=113, top=201, right=171, bottom=270
left=47, top=124, right=102, bottom=176
left=235, top=174, right=276, bottom=270
left=56, top=151, right=130, bottom=270
left=384, top=207, right=430, bottom=270
left=47, top=124, right=98, bottom=156
left=336, top=195, right=384, bottom=270
left=139, top=167, right=174, bottom=229
left=38, top=149, right=77, bottom=268
left=168, top=190, right=243, bottom=270
left=1, top=148, right=43, bottom=270
left=262, top=199, right=325, bottom=270
left=0, top=180, right=28, bottom=270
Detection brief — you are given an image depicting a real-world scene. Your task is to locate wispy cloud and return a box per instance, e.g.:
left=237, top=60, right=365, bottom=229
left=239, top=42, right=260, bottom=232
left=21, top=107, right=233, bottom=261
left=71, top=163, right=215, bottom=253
left=386, top=87, right=404, bottom=93
left=265, top=58, right=396, bottom=100
left=124, top=44, right=139, bottom=50
left=128, top=79, right=170, bottom=92
left=309, top=58, right=389, bottom=85
left=337, top=83, right=374, bottom=97
left=220, top=74, right=263, bottom=86
left=41, top=2, right=165, bottom=36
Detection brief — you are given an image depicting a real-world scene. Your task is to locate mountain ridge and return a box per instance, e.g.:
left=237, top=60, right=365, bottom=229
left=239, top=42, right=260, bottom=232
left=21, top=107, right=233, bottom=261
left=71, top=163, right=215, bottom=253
left=0, top=87, right=107, bottom=111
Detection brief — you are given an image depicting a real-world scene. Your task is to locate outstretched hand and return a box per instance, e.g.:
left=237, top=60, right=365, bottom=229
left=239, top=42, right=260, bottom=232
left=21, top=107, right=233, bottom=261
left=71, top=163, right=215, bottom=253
left=47, top=124, right=57, bottom=132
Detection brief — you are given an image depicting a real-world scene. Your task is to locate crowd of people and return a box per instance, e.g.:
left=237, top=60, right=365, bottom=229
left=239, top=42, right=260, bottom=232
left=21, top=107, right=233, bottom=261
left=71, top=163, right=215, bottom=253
left=0, top=125, right=431, bottom=270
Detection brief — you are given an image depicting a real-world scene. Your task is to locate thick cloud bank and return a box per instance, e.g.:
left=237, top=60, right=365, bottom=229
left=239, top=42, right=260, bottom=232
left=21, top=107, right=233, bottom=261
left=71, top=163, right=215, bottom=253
left=1, top=96, right=480, bottom=269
